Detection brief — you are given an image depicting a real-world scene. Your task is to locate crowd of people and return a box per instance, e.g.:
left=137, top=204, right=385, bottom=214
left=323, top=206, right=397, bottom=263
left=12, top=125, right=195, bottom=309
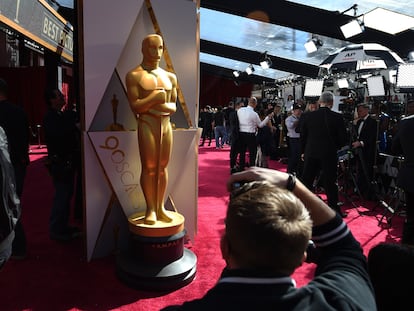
left=199, top=92, right=413, bottom=221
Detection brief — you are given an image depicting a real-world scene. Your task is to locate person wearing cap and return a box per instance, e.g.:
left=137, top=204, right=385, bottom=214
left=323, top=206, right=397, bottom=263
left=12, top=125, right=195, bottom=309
left=285, top=102, right=303, bottom=175
left=300, top=91, right=348, bottom=217
left=352, top=103, right=378, bottom=200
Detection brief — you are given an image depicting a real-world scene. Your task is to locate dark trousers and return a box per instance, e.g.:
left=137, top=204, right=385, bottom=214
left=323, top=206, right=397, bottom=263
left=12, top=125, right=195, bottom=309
left=239, top=132, right=257, bottom=169
left=302, top=155, right=340, bottom=212
left=50, top=172, right=75, bottom=234
left=200, top=127, right=212, bottom=146
left=287, top=137, right=301, bottom=175
left=230, top=137, right=242, bottom=169
left=355, top=149, right=375, bottom=199
left=402, top=190, right=414, bottom=245
left=12, top=164, right=27, bottom=255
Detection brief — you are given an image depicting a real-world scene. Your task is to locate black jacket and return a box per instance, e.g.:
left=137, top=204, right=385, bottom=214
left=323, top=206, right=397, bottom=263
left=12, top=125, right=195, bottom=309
left=301, top=107, right=348, bottom=158
left=0, top=128, right=20, bottom=243
left=392, top=115, right=414, bottom=193
left=356, top=115, right=378, bottom=169
left=0, top=100, right=30, bottom=169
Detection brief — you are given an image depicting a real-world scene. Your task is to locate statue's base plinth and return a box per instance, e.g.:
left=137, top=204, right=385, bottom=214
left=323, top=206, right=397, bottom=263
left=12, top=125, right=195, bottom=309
left=116, top=248, right=196, bottom=291
left=116, top=211, right=197, bottom=291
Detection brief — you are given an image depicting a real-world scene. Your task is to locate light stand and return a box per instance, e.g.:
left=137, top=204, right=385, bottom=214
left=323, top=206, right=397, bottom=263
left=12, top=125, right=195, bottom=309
left=337, top=121, right=364, bottom=215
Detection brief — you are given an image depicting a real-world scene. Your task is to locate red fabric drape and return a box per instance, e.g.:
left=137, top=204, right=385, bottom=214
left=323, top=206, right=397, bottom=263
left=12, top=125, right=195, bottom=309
left=0, top=67, right=47, bottom=143
left=200, top=73, right=253, bottom=108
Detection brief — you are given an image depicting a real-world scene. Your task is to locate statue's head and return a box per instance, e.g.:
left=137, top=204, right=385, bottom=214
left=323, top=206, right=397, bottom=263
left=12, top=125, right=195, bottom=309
left=142, top=34, right=163, bottom=63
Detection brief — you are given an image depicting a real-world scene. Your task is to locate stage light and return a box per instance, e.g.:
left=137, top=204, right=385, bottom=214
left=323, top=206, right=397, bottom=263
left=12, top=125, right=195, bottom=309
left=304, top=37, right=323, bottom=54
left=396, top=63, right=414, bottom=92
left=260, top=59, right=272, bottom=69
left=340, top=18, right=365, bottom=39
left=245, top=64, right=255, bottom=75
left=260, top=52, right=272, bottom=69
left=233, top=70, right=241, bottom=78
left=304, top=79, right=324, bottom=97
left=367, top=76, right=385, bottom=97
left=337, top=78, right=349, bottom=89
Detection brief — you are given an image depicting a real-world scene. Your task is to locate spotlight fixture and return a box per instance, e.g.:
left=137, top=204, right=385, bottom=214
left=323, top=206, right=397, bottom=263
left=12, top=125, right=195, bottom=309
left=339, top=4, right=365, bottom=39
left=260, top=52, right=272, bottom=69
left=304, top=37, right=323, bottom=54
left=233, top=70, right=241, bottom=78
left=340, top=18, right=365, bottom=39
left=245, top=64, right=255, bottom=75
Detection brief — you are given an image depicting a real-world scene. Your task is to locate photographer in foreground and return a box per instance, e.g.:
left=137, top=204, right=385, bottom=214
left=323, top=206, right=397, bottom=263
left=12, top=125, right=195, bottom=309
left=162, top=167, right=376, bottom=310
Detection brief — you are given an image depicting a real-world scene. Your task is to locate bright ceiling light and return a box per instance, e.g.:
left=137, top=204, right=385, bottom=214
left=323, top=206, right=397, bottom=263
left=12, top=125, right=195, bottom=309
left=233, top=70, right=240, bottom=78
left=260, top=52, right=272, bottom=69
left=304, top=37, right=323, bottom=54
left=245, top=64, right=255, bottom=75
left=340, top=18, right=364, bottom=38
left=260, top=59, right=272, bottom=69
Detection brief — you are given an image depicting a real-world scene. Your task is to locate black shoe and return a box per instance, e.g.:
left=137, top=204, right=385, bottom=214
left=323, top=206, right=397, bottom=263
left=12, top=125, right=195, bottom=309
left=11, top=248, right=27, bottom=260
left=50, top=227, right=82, bottom=242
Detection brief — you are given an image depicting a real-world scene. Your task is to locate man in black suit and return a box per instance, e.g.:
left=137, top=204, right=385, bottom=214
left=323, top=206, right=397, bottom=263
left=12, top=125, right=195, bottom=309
left=392, top=100, right=414, bottom=245
left=352, top=103, right=378, bottom=200
left=301, top=91, right=348, bottom=217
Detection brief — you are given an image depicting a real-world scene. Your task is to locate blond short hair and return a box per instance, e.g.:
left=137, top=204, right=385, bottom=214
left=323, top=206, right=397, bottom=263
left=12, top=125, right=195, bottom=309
left=226, top=181, right=312, bottom=274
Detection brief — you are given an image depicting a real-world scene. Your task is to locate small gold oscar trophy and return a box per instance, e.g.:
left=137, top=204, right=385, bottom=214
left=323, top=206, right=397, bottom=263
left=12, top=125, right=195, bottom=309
left=105, top=94, right=125, bottom=131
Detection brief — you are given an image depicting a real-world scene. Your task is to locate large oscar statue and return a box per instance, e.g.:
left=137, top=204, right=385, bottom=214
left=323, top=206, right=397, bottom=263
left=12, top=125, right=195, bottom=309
left=116, top=34, right=196, bottom=291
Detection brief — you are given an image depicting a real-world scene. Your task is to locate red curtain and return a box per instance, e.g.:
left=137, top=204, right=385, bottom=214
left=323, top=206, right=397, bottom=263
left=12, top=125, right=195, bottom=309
left=200, top=73, right=253, bottom=108
left=0, top=67, right=47, bottom=143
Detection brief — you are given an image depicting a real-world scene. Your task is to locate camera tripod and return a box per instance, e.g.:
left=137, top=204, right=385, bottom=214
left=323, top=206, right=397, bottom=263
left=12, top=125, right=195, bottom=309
left=376, top=154, right=406, bottom=227
left=337, top=147, right=364, bottom=214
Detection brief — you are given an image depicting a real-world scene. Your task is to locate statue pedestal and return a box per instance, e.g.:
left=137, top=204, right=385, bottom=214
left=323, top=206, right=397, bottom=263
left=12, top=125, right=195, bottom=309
left=116, top=211, right=197, bottom=291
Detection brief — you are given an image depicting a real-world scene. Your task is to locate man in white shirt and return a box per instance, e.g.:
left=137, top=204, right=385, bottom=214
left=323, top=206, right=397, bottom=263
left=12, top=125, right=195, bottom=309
left=237, top=97, right=273, bottom=170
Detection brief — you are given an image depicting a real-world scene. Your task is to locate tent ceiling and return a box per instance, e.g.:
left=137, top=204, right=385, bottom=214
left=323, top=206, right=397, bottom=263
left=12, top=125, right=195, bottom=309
left=200, top=0, right=414, bottom=84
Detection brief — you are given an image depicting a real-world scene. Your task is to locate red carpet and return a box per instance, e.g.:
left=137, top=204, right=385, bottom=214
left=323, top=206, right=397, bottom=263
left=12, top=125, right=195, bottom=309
left=0, top=144, right=403, bottom=311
